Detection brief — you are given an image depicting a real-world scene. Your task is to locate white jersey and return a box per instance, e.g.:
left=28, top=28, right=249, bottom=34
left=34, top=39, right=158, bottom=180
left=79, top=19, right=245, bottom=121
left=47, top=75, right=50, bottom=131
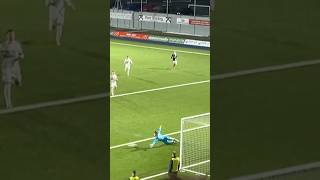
left=0, top=41, right=24, bottom=83
left=110, top=74, right=118, bottom=88
left=124, top=58, right=133, bottom=67
left=47, top=0, right=71, bottom=10
left=47, top=0, right=72, bottom=24
left=0, top=41, right=23, bottom=60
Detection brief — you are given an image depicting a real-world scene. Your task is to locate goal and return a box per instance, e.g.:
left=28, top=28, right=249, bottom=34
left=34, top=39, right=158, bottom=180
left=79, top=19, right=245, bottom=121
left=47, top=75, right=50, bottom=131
left=230, top=161, right=320, bottom=180
left=179, top=113, right=210, bottom=176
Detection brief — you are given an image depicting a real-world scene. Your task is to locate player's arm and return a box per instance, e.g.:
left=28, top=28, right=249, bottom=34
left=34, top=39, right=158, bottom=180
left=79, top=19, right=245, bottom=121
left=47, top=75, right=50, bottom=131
left=17, top=43, right=24, bottom=59
left=65, top=0, right=75, bottom=10
left=150, top=138, right=158, bottom=148
left=158, top=125, right=162, bottom=134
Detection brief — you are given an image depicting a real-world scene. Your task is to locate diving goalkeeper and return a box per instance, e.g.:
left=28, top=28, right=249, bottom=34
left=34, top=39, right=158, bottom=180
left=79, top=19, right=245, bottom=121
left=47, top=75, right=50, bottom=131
left=150, top=125, right=179, bottom=148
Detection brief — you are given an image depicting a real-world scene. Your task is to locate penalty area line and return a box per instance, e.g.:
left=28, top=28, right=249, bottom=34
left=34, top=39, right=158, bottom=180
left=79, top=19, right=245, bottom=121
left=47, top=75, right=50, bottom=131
left=111, top=80, right=209, bottom=99
left=1, top=59, right=320, bottom=115
left=0, top=80, right=209, bottom=115
left=140, top=160, right=211, bottom=180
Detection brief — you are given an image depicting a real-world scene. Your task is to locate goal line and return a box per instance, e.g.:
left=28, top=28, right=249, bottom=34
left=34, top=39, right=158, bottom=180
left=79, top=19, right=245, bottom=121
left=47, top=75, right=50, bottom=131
left=140, top=160, right=211, bottom=180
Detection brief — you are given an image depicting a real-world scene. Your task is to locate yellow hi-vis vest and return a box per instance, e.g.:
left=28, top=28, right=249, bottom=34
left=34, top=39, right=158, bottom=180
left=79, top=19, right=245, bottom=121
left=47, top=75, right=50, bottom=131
left=129, top=176, right=140, bottom=180
left=171, top=157, right=180, bottom=172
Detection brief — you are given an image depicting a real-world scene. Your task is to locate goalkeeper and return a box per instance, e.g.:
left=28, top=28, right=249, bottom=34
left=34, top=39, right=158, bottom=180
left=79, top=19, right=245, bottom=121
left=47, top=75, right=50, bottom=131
left=150, top=125, right=178, bottom=148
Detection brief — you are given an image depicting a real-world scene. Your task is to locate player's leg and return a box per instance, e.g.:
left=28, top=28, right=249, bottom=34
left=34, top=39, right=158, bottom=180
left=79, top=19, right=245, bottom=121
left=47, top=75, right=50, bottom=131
left=12, top=62, right=22, bottom=86
left=2, top=64, right=13, bottom=108
left=55, top=14, right=64, bottom=46
left=56, top=24, right=63, bottom=46
left=49, top=7, right=58, bottom=31
left=3, top=82, right=12, bottom=108
left=127, top=66, right=130, bottom=76
left=124, top=65, right=128, bottom=75
left=173, top=61, right=177, bottom=69
left=49, top=8, right=53, bottom=31
left=111, top=86, right=115, bottom=96
left=111, top=82, right=116, bottom=96
left=163, top=136, right=175, bottom=144
left=111, top=87, right=113, bottom=96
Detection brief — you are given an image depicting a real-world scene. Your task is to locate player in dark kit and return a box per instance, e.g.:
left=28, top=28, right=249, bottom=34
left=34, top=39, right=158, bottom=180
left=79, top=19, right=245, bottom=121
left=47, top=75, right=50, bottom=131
left=171, top=51, right=178, bottom=70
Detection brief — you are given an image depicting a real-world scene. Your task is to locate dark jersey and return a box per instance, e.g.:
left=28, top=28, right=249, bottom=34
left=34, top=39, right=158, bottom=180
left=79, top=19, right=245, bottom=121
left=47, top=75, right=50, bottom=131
left=171, top=53, right=177, bottom=61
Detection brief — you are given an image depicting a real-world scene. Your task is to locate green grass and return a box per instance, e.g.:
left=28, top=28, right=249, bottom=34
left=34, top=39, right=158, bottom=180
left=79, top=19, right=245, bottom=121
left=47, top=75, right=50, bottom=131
left=0, top=99, right=107, bottom=180
left=213, top=0, right=320, bottom=179
left=110, top=39, right=210, bottom=179
left=0, top=0, right=107, bottom=179
left=0, top=0, right=106, bottom=107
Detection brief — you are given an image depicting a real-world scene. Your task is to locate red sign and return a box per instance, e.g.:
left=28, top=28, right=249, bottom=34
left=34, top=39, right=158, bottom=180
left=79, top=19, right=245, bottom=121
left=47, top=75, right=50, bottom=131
left=112, top=31, right=149, bottom=40
left=189, top=19, right=210, bottom=26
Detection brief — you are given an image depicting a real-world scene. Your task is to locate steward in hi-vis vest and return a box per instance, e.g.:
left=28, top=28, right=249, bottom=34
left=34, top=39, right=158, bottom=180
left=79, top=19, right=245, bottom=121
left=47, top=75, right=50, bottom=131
left=129, top=170, right=140, bottom=180
left=168, top=151, right=180, bottom=177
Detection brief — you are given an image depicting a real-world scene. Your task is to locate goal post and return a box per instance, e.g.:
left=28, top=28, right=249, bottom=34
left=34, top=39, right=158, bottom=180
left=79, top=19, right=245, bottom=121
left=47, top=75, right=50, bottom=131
left=180, top=113, right=210, bottom=177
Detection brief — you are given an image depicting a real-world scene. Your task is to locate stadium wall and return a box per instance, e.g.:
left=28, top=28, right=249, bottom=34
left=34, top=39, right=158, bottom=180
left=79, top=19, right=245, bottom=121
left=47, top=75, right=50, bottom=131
left=110, top=30, right=210, bottom=50
left=110, top=9, right=210, bottom=37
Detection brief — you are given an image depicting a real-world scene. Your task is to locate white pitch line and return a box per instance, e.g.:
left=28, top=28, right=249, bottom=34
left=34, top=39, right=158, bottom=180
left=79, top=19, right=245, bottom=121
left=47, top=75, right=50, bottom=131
left=0, top=81, right=208, bottom=115
left=1, top=59, right=320, bottom=115
left=0, top=93, right=107, bottom=115
left=111, top=41, right=210, bottom=56
left=140, top=172, right=167, bottom=180
left=213, top=59, right=320, bottom=80
left=111, top=80, right=209, bottom=99
left=141, top=160, right=211, bottom=180
left=110, top=125, right=209, bottom=149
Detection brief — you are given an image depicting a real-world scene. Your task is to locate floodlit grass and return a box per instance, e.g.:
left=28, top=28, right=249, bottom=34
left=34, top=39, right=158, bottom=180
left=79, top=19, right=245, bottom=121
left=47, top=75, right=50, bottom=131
left=110, top=39, right=210, bottom=179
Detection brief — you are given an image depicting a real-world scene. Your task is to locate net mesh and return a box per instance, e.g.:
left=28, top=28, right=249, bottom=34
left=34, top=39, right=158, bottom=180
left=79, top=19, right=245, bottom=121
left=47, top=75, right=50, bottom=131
left=180, top=113, right=210, bottom=176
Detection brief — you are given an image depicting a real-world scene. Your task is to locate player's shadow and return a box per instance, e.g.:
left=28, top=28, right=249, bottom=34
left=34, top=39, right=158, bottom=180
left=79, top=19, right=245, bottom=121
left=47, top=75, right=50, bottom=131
left=64, top=45, right=105, bottom=60
left=147, top=67, right=171, bottom=71
left=21, top=40, right=33, bottom=45
left=134, top=77, right=158, bottom=85
left=181, top=70, right=206, bottom=77
left=124, top=144, right=169, bottom=152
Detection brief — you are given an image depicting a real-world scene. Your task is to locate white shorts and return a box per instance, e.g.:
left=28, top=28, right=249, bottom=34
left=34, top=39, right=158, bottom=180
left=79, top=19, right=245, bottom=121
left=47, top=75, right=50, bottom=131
left=173, top=60, right=178, bottom=65
left=125, top=65, right=131, bottom=71
left=1, top=58, right=15, bottom=84
left=111, top=81, right=117, bottom=89
left=12, top=61, right=22, bottom=83
left=49, top=7, right=65, bottom=25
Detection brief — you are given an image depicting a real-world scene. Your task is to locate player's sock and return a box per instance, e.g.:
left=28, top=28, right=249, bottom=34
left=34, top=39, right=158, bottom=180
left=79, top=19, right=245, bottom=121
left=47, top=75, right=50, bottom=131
left=111, top=88, right=114, bottom=96
left=4, top=84, right=12, bottom=108
left=56, top=25, right=63, bottom=46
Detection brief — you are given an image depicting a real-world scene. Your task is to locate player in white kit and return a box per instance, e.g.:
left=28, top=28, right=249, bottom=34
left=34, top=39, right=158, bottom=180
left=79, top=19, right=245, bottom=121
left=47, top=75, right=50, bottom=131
left=0, top=29, right=24, bottom=108
left=110, top=71, right=118, bottom=97
left=171, top=51, right=178, bottom=70
left=46, top=0, right=75, bottom=46
left=124, top=56, right=133, bottom=77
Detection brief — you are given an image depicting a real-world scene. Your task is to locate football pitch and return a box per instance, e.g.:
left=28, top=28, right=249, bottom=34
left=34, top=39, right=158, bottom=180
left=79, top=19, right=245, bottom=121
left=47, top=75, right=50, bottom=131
left=0, top=0, right=107, bottom=179
left=110, top=39, right=210, bottom=179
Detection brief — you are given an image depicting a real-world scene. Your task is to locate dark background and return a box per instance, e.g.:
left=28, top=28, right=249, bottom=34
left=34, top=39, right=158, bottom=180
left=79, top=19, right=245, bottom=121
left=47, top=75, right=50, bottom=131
left=212, top=0, right=320, bottom=179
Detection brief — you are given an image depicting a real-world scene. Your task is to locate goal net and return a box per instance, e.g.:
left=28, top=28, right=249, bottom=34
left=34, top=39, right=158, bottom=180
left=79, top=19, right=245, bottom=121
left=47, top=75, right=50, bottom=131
left=230, top=162, right=320, bottom=180
left=180, top=113, right=210, bottom=177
